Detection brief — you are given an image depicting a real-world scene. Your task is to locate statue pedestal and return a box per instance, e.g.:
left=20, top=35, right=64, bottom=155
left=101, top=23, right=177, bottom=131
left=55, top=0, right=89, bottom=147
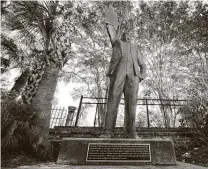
left=57, top=138, right=176, bottom=165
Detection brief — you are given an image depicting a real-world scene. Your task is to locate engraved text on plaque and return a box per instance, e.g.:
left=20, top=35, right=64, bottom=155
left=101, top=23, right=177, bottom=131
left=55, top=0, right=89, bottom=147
left=86, top=143, right=151, bottom=162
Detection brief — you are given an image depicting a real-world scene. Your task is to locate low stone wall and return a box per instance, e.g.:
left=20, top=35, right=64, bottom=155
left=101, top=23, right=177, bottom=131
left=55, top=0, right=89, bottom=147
left=49, top=127, right=194, bottom=147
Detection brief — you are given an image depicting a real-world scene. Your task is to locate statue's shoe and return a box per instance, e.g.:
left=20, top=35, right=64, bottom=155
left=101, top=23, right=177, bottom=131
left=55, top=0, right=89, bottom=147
left=99, top=130, right=114, bottom=138
left=123, top=133, right=141, bottom=139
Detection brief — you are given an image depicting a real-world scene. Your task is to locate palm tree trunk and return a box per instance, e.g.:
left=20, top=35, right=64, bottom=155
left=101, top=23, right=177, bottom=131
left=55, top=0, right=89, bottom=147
left=32, top=63, right=59, bottom=140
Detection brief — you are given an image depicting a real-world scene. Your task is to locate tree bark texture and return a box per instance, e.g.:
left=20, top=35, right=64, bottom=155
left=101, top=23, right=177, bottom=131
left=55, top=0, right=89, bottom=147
left=32, top=63, right=59, bottom=140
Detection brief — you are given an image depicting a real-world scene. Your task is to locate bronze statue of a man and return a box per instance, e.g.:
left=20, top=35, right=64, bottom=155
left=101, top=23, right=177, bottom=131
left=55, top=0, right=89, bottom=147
left=100, top=5, right=146, bottom=138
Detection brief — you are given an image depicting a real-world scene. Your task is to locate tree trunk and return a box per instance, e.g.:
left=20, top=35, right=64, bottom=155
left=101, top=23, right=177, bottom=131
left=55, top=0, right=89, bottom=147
left=158, top=91, right=171, bottom=128
left=32, top=63, right=59, bottom=141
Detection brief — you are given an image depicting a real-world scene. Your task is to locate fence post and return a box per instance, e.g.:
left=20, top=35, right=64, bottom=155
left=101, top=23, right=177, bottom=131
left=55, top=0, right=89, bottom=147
left=94, top=104, right=98, bottom=127
left=146, top=99, right=150, bottom=127
left=75, top=95, right=83, bottom=127
left=65, top=106, right=76, bottom=127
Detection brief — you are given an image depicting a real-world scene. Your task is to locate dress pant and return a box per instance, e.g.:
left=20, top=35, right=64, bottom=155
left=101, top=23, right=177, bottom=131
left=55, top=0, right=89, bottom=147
left=104, top=42, right=140, bottom=137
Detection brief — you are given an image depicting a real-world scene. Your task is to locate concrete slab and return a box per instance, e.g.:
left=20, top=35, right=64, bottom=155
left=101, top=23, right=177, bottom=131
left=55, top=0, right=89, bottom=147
left=2, top=162, right=208, bottom=169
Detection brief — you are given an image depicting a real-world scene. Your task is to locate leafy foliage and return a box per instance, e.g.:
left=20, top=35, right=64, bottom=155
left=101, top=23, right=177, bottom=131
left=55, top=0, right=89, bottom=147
left=179, top=98, right=208, bottom=145
left=1, top=100, right=41, bottom=155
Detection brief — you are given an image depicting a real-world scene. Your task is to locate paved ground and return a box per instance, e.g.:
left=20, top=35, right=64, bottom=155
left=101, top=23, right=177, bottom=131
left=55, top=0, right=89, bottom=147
left=2, top=162, right=208, bottom=169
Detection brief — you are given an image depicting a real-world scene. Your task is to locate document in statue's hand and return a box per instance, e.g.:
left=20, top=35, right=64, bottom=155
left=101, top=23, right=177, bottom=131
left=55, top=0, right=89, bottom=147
left=105, top=6, right=119, bottom=28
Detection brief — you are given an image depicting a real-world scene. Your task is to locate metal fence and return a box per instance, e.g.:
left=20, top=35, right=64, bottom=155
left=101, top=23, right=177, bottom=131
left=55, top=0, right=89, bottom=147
left=50, top=106, right=76, bottom=128
left=50, top=95, right=187, bottom=128
left=75, top=95, right=187, bottom=128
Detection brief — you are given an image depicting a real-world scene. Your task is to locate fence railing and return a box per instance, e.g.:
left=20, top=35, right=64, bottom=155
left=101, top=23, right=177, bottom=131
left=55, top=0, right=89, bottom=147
left=50, top=106, right=76, bottom=128
left=50, top=95, right=187, bottom=128
left=75, top=95, right=187, bottom=128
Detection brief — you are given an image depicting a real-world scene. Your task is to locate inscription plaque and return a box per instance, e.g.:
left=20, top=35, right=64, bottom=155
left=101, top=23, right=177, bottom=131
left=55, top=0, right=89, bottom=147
left=86, top=143, right=151, bottom=162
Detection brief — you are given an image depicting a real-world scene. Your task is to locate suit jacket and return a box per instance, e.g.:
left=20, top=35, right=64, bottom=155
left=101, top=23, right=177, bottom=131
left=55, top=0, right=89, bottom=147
left=106, top=39, right=146, bottom=79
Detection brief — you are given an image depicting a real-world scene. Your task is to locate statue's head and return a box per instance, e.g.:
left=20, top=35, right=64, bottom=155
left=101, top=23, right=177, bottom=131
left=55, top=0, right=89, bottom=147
left=121, top=32, right=130, bottom=42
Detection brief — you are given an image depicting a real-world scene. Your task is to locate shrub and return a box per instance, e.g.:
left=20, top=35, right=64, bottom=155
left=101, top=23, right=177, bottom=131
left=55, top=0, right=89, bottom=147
left=179, top=98, right=208, bottom=146
left=1, top=100, right=42, bottom=155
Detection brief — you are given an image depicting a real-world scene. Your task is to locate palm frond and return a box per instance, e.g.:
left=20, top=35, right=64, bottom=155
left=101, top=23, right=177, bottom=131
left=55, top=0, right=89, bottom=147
left=2, top=1, right=48, bottom=45
left=1, top=34, right=18, bottom=59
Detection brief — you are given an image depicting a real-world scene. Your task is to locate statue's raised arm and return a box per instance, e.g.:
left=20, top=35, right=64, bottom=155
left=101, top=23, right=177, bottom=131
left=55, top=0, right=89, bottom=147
left=105, top=5, right=120, bottom=44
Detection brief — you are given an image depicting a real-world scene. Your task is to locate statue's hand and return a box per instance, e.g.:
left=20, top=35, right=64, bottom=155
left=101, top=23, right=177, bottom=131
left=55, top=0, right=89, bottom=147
left=118, top=17, right=123, bottom=24
left=140, top=77, right=144, bottom=82
left=139, top=69, right=147, bottom=81
left=140, top=72, right=146, bottom=80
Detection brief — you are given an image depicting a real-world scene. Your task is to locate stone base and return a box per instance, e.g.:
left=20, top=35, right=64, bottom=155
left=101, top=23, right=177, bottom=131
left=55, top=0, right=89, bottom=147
left=57, top=138, right=176, bottom=165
